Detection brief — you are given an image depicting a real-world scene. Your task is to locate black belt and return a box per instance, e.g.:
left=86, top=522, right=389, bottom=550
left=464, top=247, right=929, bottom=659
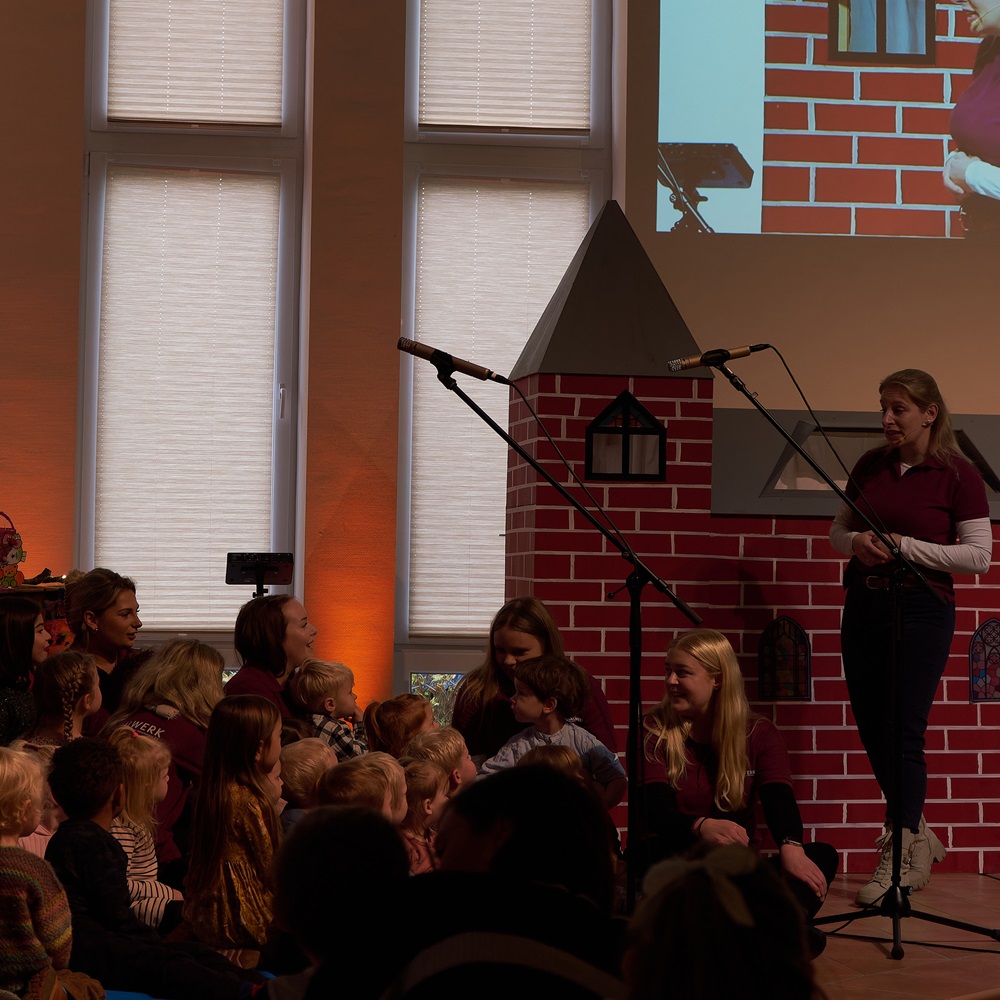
left=862, top=575, right=919, bottom=590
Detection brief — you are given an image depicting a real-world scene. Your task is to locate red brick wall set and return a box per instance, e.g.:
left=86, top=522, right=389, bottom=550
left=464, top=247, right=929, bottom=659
left=506, top=373, right=1000, bottom=873
left=763, top=1, right=979, bottom=236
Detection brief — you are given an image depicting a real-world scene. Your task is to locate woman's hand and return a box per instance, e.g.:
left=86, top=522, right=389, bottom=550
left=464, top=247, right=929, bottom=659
left=780, top=843, right=828, bottom=900
left=698, top=818, right=749, bottom=847
left=944, top=152, right=979, bottom=198
left=851, top=530, right=894, bottom=567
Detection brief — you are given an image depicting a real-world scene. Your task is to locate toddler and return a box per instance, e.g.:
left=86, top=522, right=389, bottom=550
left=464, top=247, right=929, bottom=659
left=363, top=693, right=436, bottom=757
left=0, top=746, right=72, bottom=997
left=403, top=725, right=478, bottom=796
left=287, top=658, right=367, bottom=759
left=279, top=737, right=337, bottom=832
left=480, top=655, right=627, bottom=809
left=399, top=758, right=450, bottom=874
left=316, top=751, right=407, bottom=824
left=107, top=727, right=183, bottom=931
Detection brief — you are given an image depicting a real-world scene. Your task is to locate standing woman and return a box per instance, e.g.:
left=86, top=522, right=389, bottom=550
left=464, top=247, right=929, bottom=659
left=67, top=568, right=147, bottom=730
left=635, top=630, right=836, bottom=930
left=451, top=596, right=617, bottom=762
left=0, top=598, right=51, bottom=745
left=829, top=369, right=991, bottom=905
left=226, top=595, right=317, bottom=718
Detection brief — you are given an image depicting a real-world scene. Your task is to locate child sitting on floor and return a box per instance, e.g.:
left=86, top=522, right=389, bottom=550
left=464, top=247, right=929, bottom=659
left=363, top=693, right=437, bottom=757
left=278, top=737, right=337, bottom=833
left=480, top=655, right=627, bottom=810
left=287, top=659, right=367, bottom=759
left=44, top=737, right=263, bottom=1000
left=316, top=751, right=407, bottom=825
left=403, top=726, right=478, bottom=796
left=0, top=746, right=73, bottom=998
left=107, top=727, right=183, bottom=932
left=399, top=758, right=450, bottom=874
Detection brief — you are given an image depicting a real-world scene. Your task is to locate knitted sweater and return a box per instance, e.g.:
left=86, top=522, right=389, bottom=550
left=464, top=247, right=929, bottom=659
left=0, top=846, right=72, bottom=995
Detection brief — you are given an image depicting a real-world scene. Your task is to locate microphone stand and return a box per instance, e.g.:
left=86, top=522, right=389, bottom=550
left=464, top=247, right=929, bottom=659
left=423, top=354, right=702, bottom=911
left=711, top=361, right=1000, bottom=957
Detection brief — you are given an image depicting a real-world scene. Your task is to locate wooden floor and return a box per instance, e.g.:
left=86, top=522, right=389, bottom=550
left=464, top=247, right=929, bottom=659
left=813, top=874, right=1000, bottom=999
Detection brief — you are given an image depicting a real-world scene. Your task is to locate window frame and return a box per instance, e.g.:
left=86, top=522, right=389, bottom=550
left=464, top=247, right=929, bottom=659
left=394, top=0, right=614, bottom=683
left=77, top=0, right=308, bottom=629
left=827, top=0, right=937, bottom=66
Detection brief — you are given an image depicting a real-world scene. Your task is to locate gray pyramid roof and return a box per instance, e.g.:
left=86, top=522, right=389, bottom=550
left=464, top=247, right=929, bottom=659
left=510, top=200, right=709, bottom=380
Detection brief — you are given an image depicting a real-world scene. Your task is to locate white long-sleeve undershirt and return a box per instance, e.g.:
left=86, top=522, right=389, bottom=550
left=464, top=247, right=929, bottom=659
left=829, top=503, right=992, bottom=575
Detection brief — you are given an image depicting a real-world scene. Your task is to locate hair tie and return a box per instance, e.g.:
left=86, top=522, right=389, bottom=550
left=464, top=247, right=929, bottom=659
left=641, top=846, right=758, bottom=928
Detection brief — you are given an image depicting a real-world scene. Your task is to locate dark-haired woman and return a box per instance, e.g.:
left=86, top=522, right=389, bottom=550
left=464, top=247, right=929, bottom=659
left=0, top=597, right=51, bottom=744
left=830, top=369, right=991, bottom=904
left=225, top=595, right=317, bottom=718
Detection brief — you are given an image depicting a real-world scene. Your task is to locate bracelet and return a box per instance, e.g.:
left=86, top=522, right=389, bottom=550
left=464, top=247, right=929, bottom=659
left=781, top=837, right=803, bottom=848
left=692, top=817, right=707, bottom=837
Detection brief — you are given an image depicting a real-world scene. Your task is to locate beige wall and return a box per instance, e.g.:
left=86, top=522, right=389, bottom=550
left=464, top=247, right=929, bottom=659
left=3, top=2, right=404, bottom=699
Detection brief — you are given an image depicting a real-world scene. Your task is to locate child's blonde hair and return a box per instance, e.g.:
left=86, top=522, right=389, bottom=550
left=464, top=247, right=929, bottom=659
left=287, top=659, right=354, bottom=714
left=0, top=747, right=45, bottom=835
left=107, top=727, right=171, bottom=834
left=30, top=651, right=99, bottom=744
left=404, top=726, right=467, bottom=774
left=317, top=752, right=404, bottom=815
left=399, top=758, right=449, bottom=834
left=280, top=738, right=337, bottom=809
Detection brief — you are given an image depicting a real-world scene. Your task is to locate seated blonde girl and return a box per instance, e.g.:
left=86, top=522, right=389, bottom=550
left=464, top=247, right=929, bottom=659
left=108, top=728, right=183, bottom=932
left=399, top=758, right=449, bottom=874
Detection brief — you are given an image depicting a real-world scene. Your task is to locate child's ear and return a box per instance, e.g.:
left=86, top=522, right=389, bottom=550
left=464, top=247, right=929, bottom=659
left=540, top=696, right=559, bottom=716
left=450, top=768, right=462, bottom=787
left=254, top=740, right=265, bottom=763
left=322, top=695, right=338, bottom=715
left=422, top=797, right=434, bottom=817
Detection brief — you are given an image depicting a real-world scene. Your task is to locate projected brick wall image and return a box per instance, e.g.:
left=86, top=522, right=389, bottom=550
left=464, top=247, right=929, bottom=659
left=762, top=1, right=980, bottom=237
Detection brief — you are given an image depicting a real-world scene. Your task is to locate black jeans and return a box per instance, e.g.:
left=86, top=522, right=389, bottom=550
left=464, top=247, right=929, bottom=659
left=841, top=586, right=955, bottom=831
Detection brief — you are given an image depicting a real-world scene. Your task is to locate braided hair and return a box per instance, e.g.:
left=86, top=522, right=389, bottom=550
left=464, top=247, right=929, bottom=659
left=31, top=650, right=98, bottom=744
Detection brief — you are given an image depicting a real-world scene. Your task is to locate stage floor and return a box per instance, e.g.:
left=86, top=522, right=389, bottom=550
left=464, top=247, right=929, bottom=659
left=814, top=874, right=1000, bottom=999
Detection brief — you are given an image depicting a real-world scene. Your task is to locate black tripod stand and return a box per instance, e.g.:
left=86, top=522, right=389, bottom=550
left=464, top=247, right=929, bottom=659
left=711, top=359, right=1000, bottom=958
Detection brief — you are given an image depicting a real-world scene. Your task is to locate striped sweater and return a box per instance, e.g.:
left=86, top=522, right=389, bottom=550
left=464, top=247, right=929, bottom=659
left=0, top=846, right=72, bottom=995
left=110, top=816, right=179, bottom=929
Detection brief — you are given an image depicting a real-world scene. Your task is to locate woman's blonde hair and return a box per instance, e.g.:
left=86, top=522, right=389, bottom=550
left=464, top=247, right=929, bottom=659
left=108, top=638, right=225, bottom=731
left=30, top=650, right=99, bottom=745
left=644, top=630, right=752, bottom=812
left=0, top=746, right=45, bottom=835
left=280, top=738, right=337, bottom=809
left=451, top=597, right=564, bottom=727
left=108, top=727, right=171, bottom=834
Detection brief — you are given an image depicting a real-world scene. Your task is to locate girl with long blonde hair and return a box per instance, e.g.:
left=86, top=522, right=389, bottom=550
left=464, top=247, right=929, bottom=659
left=637, top=630, right=836, bottom=934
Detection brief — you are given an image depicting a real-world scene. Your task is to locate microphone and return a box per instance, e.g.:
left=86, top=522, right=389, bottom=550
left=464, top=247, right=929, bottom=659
left=397, top=338, right=511, bottom=385
left=667, top=344, right=770, bottom=373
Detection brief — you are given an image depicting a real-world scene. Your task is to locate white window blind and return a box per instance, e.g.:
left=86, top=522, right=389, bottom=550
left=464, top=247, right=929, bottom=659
left=418, top=0, right=592, bottom=130
left=408, top=177, right=591, bottom=635
left=107, top=0, right=284, bottom=124
left=94, top=165, right=280, bottom=629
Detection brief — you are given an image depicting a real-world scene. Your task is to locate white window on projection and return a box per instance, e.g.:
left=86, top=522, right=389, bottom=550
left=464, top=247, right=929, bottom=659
left=81, top=0, right=303, bottom=631
left=404, top=0, right=604, bottom=637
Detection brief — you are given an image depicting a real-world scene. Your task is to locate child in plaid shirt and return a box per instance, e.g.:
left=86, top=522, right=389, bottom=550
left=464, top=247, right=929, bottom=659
left=288, top=659, right=367, bottom=760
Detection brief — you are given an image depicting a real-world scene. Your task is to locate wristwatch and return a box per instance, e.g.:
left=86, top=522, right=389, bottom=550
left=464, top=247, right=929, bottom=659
left=781, top=837, right=803, bottom=848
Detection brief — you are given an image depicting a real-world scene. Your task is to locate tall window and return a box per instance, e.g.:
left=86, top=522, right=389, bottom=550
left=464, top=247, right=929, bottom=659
left=80, top=0, right=306, bottom=630
left=829, top=0, right=936, bottom=63
left=398, top=1, right=611, bottom=644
